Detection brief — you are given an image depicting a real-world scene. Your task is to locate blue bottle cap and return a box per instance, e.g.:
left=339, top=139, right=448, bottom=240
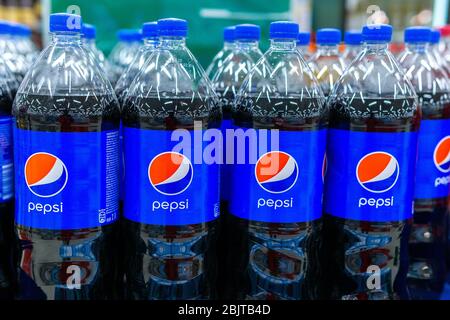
left=317, top=28, right=341, bottom=45
left=297, top=31, right=311, bottom=45
left=270, top=21, right=299, bottom=39
left=0, top=20, right=11, bottom=35
left=362, top=24, right=393, bottom=42
left=49, top=13, right=82, bottom=33
left=223, top=26, right=235, bottom=42
left=430, top=29, right=441, bottom=44
left=158, top=18, right=188, bottom=37
left=6, top=22, right=20, bottom=36
left=404, top=26, right=431, bottom=43
left=234, top=24, right=260, bottom=41
left=117, top=29, right=142, bottom=42
left=82, top=23, right=96, bottom=39
left=142, top=22, right=159, bottom=39
left=17, top=24, right=32, bottom=37
left=344, top=30, right=362, bottom=45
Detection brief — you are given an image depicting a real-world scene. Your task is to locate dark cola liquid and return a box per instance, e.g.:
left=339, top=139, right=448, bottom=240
left=13, top=94, right=121, bottom=300
left=122, top=97, right=221, bottom=300
left=0, top=91, right=15, bottom=300
left=225, top=96, right=326, bottom=300
left=408, top=94, right=450, bottom=299
left=324, top=97, right=420, bottom=300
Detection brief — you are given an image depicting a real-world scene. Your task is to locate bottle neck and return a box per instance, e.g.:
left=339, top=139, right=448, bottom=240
left=270, top=39, right=297, bottom=51
left=160, top=37, right=186, bottom=49
left=345, top=44, right=361, bottom=51
left=83, top=38, right=96, bottom=47
left=429, top=43, right=439, bottom=51
left=143, top=38, right=159, bottom=48
left=317, top=44, right=340, bottom=55
left=406, top=42, right=428, bottom=53
left=364, top=42, right=389, bottom=53
left=223, top=41, right=234, bottom=50
left=235, top=40, right=259, bottom=51
left=51, top=32, right=82, bottom=45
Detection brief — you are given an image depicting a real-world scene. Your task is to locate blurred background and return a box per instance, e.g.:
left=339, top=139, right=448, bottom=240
left=0, top=0, right=449, bottom=67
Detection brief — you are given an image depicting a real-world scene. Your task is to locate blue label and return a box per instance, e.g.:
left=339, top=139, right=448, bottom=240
left=14, top=128, right=120, bottom=229
left=123, top=127, right=220, bottom=226
left=415, top=119, right=450, bottom=199
left=325, top=129, right=418, bottom=222
left=229, top=129, right=326, bottom=223
left=0, top=116, right=13, bottom=203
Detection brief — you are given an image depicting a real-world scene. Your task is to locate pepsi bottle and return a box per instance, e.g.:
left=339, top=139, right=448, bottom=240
left=211, top=23, right=262, bottom=297
left=12, top=13, right=121, bottom=300
left=211, top=24, right=262, bottom=211
left=228, top=21, right=326, bottom=300
left=108, top=29, right=142, bottom=86
left=296, top=31, right=312, bottom=60
left=206, top=26, right=235, bottom=79
left=398, top=27, right=450, bottom=299
left=122, top=18, right=220, bottom=300
left=309, top=28, right=347, bottom=97
left=323, top=24, right=420, bottom=300
left=0, top=36, right=19, bottom=300
left=343, top=30, right=363, bottom=64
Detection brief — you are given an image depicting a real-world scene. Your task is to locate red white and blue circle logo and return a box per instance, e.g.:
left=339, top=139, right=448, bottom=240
left=433, top=136, right=450, bottom=173
left=148, top=152, right=193, bottom=196
left=25, top=152, right=68, bottom=198
left=255, top=151, right=299, bottom=194
left=356, top=151, right=399, bottom=193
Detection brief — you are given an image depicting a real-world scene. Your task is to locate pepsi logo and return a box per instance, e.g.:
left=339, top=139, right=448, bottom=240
left=25, top=152, right=68, bottom=198
left=356, top=152, right=399, bottom=194
left=433, top=136, right=450, bottom=173
left=255, top=151, right=299, bottom=194
left=148, top=152, right=193, bottom=196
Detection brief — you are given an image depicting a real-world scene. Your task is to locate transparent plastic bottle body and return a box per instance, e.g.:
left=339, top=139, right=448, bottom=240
left=122, top=28, right=220, bottom=300
left=297, top=45, right=311, bottom=60
left=0, top=54, right=19, bottom=300
left=108, top=38, right=142, bottom=87
left=398, top=40, right=450, bottom=299
left=115, top=38, right=158, bottom=105
left=342, top=44, right=363, bottom=65
left=206, top=41, right=234, bottom=80
left=309, top=45, right=347, bottom=97
left=228, top=33, right=326, bottom=300
left=12, top=27, right=121, bottom=300
left=83, top=37, right=110, bottom=77
left=324, top=37, right=420, bottom=300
